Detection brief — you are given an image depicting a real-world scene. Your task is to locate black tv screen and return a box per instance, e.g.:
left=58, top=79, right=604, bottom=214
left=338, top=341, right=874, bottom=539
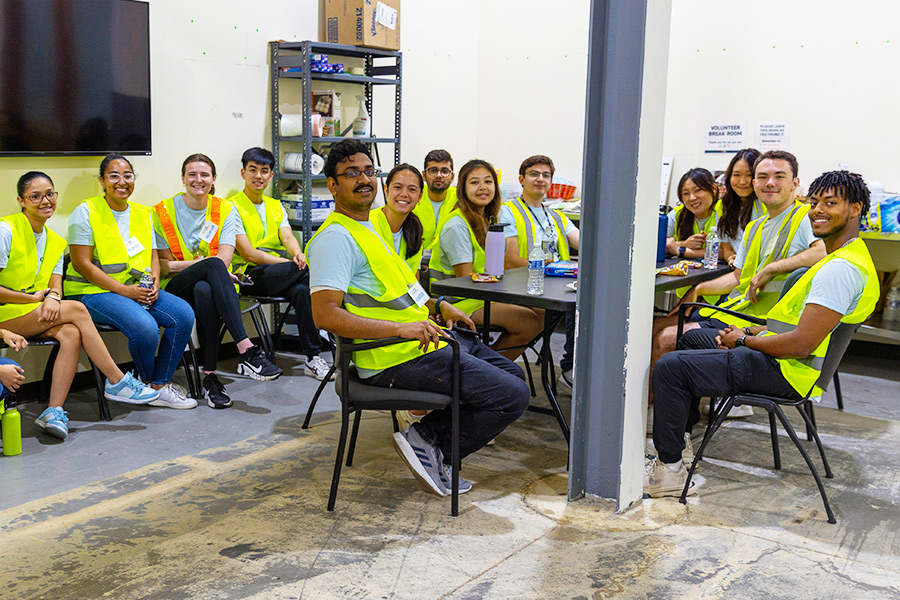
left=0, top=0, right=150, bottom=155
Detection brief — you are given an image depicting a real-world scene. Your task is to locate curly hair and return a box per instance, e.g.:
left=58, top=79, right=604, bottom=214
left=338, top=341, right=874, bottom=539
left=807, top=170, right=870, bottom=216
left=323, top=139, right=372, bottom=180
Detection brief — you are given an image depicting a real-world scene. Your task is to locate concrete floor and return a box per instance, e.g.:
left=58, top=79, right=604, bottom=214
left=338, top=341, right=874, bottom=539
left=1, top=341, right=899, bottom=599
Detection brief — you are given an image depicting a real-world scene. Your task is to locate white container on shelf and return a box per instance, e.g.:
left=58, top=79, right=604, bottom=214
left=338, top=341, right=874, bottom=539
left=283, top=153, right=324, bottom=175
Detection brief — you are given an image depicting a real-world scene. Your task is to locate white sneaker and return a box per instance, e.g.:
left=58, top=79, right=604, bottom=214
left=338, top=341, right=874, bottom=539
left=727, top=404, right=754, bottom=418
left=304, top=355, right=335, bottom=381
left=149, top=383, right=197, bottom=409
left=643, top=456, right=698, bottom=498
left=558, top=369, right=573, bottom=391
left=682, top=432, right=694, bottom=466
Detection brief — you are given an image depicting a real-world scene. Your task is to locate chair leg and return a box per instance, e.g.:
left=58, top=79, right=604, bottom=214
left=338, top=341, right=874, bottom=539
left=327, top=407, right=351, bottom=512
left=249, top=306, right=275, bottom=362
left=40, top=344, right=61, bottom=405
left=186, top=340, right=202, bottom=399
left=804, top=402, right=817, bottom=442
left=796, top=403, right=833, bottom=478
left=302, top=364, right=336, bottom=429
left=89, top=360, right=112, bottom=421
left=681, top=396, right=735, bottom=503
left=772, top=405, right=836, bottom=524
left=390, top=410, right=400, bottom=433
left=768, top=408, right=781, bottom=470
left=833, top=371, right=844, bottom=410
left=346, top=409, right=362, bottom=467
left=522, top=352, right=536, bottom=397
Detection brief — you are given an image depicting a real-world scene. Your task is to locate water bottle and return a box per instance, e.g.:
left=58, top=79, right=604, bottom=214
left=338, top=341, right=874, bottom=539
left=657, top=206, right=667, bottom=262
left=138, top=268, right=154, bottom=309
left=1, top=398, right=23, bottom=456
left=484, top=223, right=507, bottom=278
left=541, top=224, right=553, bottom=262
left=703, top=226, right=719, bottom=269
left=527, top=243, right=544, bottom=296
left=884, top=285, right=900, bottom=321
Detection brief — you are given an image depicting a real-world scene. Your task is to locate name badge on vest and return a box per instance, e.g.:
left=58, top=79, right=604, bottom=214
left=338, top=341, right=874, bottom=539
left=407, top=281, right=428, bottom=308
left=125, top=236, right=145, bottom=257
left=199, top=220, right=218, bottom=243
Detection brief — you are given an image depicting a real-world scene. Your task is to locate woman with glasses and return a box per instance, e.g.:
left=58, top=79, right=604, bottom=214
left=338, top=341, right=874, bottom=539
left=370, top=163, right=426, bottom=276
left=65, top=153, right=197, bottom=410
left=429, top=159, right=542, bottom=360
left=0, top=172, right=159, bottom=440
left=153, top=153, right=281, bottom=409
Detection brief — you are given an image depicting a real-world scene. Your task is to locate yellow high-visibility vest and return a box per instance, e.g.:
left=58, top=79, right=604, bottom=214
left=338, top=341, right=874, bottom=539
left=229, top=191, right=288, bottom=271
left=427, top=209, right=484, bottom=316
left=414, top=185, right=457, bottom=251
left=0, top=213, right=66, bottom=322
left=370, top=207, right=423, bottom=275
left=503, top=196, right=571, bottom=260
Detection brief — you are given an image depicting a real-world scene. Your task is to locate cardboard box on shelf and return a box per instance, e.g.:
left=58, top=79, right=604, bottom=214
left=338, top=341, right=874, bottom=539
left=324, top=0, right=401, bottom=51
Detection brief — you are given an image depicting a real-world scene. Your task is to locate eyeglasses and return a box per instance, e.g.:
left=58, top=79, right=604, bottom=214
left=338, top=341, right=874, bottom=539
left=425, top=167, right=452, bottom=177
left=106, top=173, right=136, bottom=183
left=23, top=192, right=58, bottom=203
left=526, top=170, right=552, bottom=180
left=335, top=168, right=380, bottom=180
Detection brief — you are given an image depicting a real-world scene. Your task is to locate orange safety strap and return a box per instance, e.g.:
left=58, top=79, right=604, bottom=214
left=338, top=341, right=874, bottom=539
left=208, top=197, right=221, bottom=256
left=154, top=203, right=184, bottom=260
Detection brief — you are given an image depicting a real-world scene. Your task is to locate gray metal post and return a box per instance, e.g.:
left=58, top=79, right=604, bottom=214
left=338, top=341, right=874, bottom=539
left=569, top=0, right=649, bottom=502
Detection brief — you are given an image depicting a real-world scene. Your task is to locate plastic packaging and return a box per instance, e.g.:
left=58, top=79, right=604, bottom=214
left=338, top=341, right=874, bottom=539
left=484, top=223, right=506, bottom=278
left=1, top=399, right=22, bottom=456
left=139, top=268, right=154, bottom=310
left=527, top=244, right=544, bottom=295
left=884, top=285, right=900, bottom=322
left=352, top=95, right=370, bottom=138
left=283, top=153, right=324, bottom=175
left=657, top=206, right=667, bottom=262
left=703, top=227, right=719, bottom=269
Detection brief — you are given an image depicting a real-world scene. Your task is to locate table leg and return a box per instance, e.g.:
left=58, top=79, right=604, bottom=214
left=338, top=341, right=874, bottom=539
left=539, top=311, right=570, bottom=443
left=482, top=300, right=492, bottom=345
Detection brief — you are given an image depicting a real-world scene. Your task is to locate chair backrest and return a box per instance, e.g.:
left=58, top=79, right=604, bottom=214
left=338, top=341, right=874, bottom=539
left=780, top=267, right=809, bottom=299
left=813, top=321, right=861, bottom=393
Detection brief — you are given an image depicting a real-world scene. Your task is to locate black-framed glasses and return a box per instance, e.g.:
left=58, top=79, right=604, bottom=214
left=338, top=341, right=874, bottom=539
left=425, top=167, right=452, bottom=176
left=526, top=170, right=552, bottom=180
left=335, top=168, right=380, bottom=179
left=106, top=173, right=136, bottom=183
left=23, top=192, right=58, bottom=203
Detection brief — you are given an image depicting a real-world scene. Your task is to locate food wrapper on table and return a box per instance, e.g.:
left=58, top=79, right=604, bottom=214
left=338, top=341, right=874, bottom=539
left=471, top=273, right=499, bottom=283
left=545, top=261, right=578, bottom=277
left=656, top=260, right=702, bottom=277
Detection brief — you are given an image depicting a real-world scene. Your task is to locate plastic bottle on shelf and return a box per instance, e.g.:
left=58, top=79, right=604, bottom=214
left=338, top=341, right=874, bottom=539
left=527, top=243, right=544, bottom=296
left=138, top=268, right=154, bottom=309
left=703, top=227, right=719, bottom=269
left=884, top=284, right=900, bottom=321
left=352, top=95, right=370, bottom=138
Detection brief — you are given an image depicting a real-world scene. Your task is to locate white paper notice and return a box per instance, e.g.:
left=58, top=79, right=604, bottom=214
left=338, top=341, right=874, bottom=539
left=660, top=155, right=674, bottom=207
left=757, top=122, right=790, bottom=151
left=375, top=2, right=398, bottom=30
left=704, top=122, right=746, bottom=153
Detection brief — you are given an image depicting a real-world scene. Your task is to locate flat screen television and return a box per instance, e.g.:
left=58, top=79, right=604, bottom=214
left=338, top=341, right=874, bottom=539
left=0, top=0, right=151, bottom=156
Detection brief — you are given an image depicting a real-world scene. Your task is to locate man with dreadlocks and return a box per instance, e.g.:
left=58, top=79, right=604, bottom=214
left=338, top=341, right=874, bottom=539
left=644, top=170, right=879, bottom=498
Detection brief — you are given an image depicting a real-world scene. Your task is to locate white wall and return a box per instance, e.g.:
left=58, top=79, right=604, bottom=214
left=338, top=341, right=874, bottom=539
left=663, top=0, right=900, bottom=200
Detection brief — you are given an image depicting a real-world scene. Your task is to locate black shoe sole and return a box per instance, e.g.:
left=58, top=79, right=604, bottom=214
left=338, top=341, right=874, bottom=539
left=204, top=390, right=233, bottom=409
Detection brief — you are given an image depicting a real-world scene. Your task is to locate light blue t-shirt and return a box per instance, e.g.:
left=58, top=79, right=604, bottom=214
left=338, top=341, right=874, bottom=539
left=307, top=219, right=389, bottom=378
left=0, top=221, right=64, bottom=275
left=499, top=204, right=575, bottom=250
left=733, top=207, right=817, bottom=271
left=152, top=194, right=238, bottom=253
left=805, top=258, right=865, bottom=317
left=666, top=211, right=716, bottom=240
left=67, top=202, right=161, bottom=250
left=234, top=201, right=289, bottom=237
left=440, top=215, right=479, bottom=267
left=721, top=199, right=766, bottom=249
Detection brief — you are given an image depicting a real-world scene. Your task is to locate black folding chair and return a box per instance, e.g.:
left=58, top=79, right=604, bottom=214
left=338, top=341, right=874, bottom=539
left=217, top=297, right=277, bottom=361
left=326, top=334, right=462, bottom=516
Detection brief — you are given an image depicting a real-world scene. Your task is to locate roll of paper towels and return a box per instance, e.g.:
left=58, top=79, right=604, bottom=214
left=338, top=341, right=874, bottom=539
left=281, top=114, right=303, bottom=137
left=283, top=153, right=324, bottom=175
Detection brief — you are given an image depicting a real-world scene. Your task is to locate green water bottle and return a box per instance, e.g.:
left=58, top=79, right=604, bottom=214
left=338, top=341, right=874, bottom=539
left=1, top=397, right=23, bottom=456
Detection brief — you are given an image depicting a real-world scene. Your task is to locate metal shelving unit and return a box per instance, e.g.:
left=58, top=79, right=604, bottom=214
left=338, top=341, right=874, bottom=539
left=270, top=40, right=402, bottom=242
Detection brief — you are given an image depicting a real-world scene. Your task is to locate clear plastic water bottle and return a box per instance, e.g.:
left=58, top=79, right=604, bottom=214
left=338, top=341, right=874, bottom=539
left=542, top=224, right=553, bottom=262
left=138, top=268, right=154, bottom=309
left=884, top=285, right=900, bottom=321
left=527, top=243, right=544, bottom=296
left=703, top=226, right=719, bottom=270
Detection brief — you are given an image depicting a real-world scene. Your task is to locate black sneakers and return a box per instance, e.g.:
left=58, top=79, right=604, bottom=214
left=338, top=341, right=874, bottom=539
left=203, top=373, right=233, bottom=409
left=237, top=346, right=283, bottom=381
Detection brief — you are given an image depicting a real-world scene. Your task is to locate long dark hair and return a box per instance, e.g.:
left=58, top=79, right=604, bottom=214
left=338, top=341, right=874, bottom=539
left=386, top=163, right=424, bottom=259
left=456, top=159, right=502, bottom=247
left=675, top=168, right=717, bottom=241
left=718, top=148, right=761, bottom=241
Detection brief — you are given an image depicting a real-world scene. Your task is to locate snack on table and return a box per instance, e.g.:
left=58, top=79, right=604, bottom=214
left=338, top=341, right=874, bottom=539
left=472, top=273, right=499, bottom=283
left=656, top=260, right=702, bottom=277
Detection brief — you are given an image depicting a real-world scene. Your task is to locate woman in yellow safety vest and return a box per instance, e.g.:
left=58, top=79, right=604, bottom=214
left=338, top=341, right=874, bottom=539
left=153, top=154, right=281, bottom=409
left=0, top=172, right=159, bottom=441
left=717, top=148, right=765, bottom=266
left=66, top=154, right=198, bottom=410
left=370, top=163, right=426, bottom=277
left=429, top=159, right=542, bottom=360
left=665, top=168, right=721, bottom=260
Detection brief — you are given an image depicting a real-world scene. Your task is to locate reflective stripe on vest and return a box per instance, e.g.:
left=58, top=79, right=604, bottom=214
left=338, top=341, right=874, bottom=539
left=761, top=238, right=879, bottom=397
left=229, top=192, right=286, bottom=270
left=427, top=209, right=485, bottom=315
left=504, top=197, right=571, bottom=261
left=0, top=213, right=66, bottom=322
left=153, top=195, right=225, bottom=261
left=370, top=207, right=423, bottom=274
left=305, top=211, right=441, bottom=371
left=63, top=197, right=153, bottom=296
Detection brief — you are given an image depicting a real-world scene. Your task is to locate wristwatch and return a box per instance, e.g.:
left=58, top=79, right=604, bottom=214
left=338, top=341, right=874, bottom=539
left=678, top=246, right=686, bottom=258
left=736, top=335, right=748, bottom=347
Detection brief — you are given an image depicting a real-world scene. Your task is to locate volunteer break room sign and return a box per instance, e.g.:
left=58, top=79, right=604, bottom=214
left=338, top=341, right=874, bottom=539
left=704, top=122, right=745, bottom=153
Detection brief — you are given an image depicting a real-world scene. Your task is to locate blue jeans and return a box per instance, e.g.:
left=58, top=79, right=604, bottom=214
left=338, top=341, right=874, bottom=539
left=0, top=357, right=20, bottom=399
left=72, top=291, right=195, bottom=385
left=368, top=328, right=530, bottom=461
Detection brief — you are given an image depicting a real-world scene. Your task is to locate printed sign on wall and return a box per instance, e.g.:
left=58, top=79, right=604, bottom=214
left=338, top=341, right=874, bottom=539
left=757, top=122, right=790, bottom=151
left=704, top=122, right=746, bottom=153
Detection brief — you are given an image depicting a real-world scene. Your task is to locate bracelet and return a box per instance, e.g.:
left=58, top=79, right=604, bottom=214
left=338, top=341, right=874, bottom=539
left=435, top=296, right=446, bottom=314
left=46, top=295, right=61, bottom=303
left=743, top=327, right=751, bottom=336
left=678, top=246, right=686, bottom=258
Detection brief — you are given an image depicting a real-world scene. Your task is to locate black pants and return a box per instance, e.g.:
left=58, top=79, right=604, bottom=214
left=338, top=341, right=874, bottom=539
left=166, top=259, right=248, bottom=371
left=677, top=317, right=729, bottom=351
left=560, top=307, right=576, bottom=372
left=246, top=261, right=321, bottom=359
left=652, top=347, right=801, bottom=464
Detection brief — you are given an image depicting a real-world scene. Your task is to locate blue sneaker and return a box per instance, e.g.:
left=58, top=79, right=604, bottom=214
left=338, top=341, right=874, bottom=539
left=35, top=406, right=69, bottom=440
left=438, top=458, right=473, bottom=494
left=392, top=424, right=447, bottom=497
left=105, top=371, right=159, bottom=404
